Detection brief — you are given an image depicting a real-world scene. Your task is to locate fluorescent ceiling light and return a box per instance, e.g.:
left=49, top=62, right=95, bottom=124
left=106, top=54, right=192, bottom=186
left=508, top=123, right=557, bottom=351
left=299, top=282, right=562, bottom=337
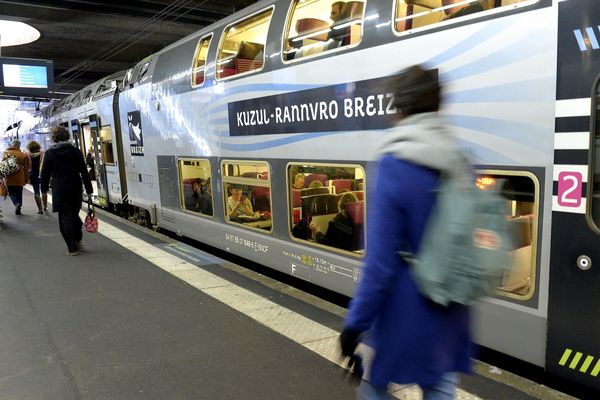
left=0, top=20, right=40, bottom=46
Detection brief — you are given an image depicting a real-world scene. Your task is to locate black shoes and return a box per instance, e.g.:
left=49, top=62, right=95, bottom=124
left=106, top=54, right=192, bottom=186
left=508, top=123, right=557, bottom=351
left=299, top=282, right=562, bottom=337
left=15, top=205, right=22, bottom=215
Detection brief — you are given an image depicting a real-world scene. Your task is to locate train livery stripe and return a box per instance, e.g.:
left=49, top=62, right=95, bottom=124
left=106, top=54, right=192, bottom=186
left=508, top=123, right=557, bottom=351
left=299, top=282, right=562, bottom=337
left=555, top=98, right=591, bottom=117
left=557, top=347, right=600, bottom=379
left=553, top=98, right=591, bottom=215
left=558, top=349, right=573, bottom=366
left=554, top=132, right=589, bottom=149
left=580, top=356, right=595, bottom=374
left=552, top=196, right=586, bottom=214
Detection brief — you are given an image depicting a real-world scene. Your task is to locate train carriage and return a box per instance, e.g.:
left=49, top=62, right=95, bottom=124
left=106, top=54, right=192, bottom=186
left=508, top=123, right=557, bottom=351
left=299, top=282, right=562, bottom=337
left=38, top=0, right=600, bottom=391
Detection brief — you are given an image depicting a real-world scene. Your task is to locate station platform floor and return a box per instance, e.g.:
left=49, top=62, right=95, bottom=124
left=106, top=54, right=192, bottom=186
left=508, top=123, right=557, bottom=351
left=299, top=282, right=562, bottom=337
left=0, top=192, right=577, bottom=400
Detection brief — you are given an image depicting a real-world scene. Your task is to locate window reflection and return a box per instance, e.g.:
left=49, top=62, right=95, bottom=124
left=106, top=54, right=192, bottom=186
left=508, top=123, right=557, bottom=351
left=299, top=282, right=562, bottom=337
left=222, top=161, right=272, bottom=231
left=283, top=0, right=366, bottom=62
left=288, top=163, right=365, bottom=255
left=476, top=172, right=538, bottom=298
left=394, top=0, right=532, bottom=33
left=178, top=159, right=213, bottom=216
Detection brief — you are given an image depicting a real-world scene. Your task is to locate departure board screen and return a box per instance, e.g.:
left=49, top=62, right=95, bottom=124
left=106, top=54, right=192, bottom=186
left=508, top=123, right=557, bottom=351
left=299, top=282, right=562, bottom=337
left=2, top=64, right=48, bottom=88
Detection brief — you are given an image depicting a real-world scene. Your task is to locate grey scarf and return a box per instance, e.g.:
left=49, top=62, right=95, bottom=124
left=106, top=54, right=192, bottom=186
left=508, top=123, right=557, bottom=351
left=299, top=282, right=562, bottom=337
left=379, top=112, right=469, bottom=179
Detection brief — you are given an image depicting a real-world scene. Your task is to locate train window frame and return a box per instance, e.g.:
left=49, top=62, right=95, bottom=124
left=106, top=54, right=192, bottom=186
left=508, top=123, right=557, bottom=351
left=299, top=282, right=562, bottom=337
left=286, top=162, right=366, bottom=258
left=281, top=0, right=367, bottom=64
left=221, top=159, right=273, bottom=234
left=191, top=33, right=213, bottom=88
left=177, top=157, right=214, bottom=218
left=99, top=125, right=115, bottom=166
left=391, top=0, right=540, bottom=37
left=476, top=169, right=540, bottom=301
left=587, top=75, right=600, bottom=234
left=215, top=6, right=274, bottom=81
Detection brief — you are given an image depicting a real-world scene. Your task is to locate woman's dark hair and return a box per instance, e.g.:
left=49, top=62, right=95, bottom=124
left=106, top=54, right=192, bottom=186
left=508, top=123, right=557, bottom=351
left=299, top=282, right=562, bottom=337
left=392, top=65, right=440, bottom=116
left=26, top=140, right=41, bottom=152
left=51, top=126, right=71, bottom=143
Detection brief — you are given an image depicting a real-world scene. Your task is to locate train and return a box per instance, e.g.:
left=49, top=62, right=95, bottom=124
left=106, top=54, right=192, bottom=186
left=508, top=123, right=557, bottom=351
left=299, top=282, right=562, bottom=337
left=30, top=0, right=600, bottom=391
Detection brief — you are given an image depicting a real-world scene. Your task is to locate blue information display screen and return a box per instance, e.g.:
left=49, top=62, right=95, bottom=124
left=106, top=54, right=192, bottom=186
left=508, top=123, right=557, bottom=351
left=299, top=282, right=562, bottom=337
left=2, top=64, right=48, bottom=88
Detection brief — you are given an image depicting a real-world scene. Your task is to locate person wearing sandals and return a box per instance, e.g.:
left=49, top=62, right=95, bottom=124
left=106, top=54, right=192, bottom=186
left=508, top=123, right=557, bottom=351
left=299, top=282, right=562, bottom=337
left=41, top=126, right=93, bottom=256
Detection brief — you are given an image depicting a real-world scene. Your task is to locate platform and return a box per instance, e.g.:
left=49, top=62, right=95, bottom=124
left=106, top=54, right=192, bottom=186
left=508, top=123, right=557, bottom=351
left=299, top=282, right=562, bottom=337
left=0, top=193, right=576, bottom=400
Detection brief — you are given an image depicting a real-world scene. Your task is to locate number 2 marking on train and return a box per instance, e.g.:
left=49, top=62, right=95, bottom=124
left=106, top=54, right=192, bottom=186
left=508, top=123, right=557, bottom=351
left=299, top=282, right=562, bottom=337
left=558, top=172, right=582, bottom=207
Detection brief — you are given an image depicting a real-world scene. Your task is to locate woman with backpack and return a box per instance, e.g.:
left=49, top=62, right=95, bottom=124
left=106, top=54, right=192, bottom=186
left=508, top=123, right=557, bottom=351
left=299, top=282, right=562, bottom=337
left=339, top=66, right=471, bottom=400
left=2, top=139, right=30, bottom=215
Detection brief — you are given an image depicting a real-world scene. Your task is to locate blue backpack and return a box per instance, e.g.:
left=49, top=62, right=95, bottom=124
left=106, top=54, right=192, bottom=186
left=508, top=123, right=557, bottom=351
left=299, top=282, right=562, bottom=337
left=401, top=170, right=514, bottom=306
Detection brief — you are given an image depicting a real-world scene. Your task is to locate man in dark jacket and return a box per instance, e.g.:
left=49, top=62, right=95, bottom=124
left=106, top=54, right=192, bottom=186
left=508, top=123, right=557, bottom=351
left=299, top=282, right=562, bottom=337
left=339, top=66, right=471, bottom=399
left=41, top=126, right=93, bottom=256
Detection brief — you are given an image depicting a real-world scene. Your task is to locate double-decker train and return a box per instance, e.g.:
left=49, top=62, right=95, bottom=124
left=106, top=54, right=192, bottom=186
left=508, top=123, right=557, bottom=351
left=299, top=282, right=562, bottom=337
left=32, top=0, right=600, bottom=391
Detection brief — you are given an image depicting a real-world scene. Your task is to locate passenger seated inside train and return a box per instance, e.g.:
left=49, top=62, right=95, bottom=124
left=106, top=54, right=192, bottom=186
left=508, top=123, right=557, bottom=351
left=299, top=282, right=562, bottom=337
left=325, top=1, right=346, bottom=50
left=309, top=192, right=358, bottom=251
left=292, top=173, right=305, bottom=189
left=443, top=0, right=495, bottom=20
left=326, top=1, right=364, bottom=49
left=226, top=183, right=255, bottom=220
left=184, top=178, right=213, bottom=216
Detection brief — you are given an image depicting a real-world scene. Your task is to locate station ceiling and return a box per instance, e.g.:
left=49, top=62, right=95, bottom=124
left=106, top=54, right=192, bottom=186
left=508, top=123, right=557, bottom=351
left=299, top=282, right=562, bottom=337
left=0, top=0, right=257, bottom=96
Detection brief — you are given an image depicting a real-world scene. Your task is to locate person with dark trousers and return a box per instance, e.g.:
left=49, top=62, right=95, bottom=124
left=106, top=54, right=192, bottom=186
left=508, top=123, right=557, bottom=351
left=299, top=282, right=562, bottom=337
left=2, top=139, right=30, bottom=215
left=85, top=146, right=96, bottom=181
left=26, top=140, right=48, bottom=214
left=339, top=66, right=471, bottom=399
left=41, top=126, right=93, bottom=256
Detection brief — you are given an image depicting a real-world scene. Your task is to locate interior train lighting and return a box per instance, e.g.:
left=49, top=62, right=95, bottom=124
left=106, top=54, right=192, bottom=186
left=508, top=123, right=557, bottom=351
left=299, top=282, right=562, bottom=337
left=476, top=176, right=496, bottom=190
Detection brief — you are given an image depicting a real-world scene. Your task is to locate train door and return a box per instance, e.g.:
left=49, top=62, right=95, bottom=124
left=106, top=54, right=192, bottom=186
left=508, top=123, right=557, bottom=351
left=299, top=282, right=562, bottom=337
left=547, top=0, right=600, bottom=390
left=98, top=123, right=122, bottom=206
left=111, top=87, right=128, bottom=205
left=70, top=119, right=81, bottom=152
left=88, top=114, right=109, bottom=206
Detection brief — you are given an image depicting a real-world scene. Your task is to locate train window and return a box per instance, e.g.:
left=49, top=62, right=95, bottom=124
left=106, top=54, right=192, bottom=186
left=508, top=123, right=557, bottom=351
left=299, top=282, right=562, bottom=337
left=591, top=82, right=600, bottom=230
left=287, top=162, right=365, bottom=256
left=139, top=61, right=150, bottom=79
left=191, top=34, right=212, bottom=88
left=216, top=8, right=273, bottom=80
left=393, top=0, right=533, bottom=33
left=178, top=158, right=214, bottom=217
left=475, top=171, right=539, bottom=299
left=99, top=126, right=114, bottom=166
left=283, top=0, right=366, bottom=62
left=221, top=160, right=272, bottom=232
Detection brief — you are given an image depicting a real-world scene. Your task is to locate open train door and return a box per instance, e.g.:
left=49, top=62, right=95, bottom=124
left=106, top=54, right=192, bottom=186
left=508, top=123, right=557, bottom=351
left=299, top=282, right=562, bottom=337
left=88, top=114, right=109, bottom=207
left=70, top=119, right=82, bottom=152
left=547, top=0, right=600, bottom=390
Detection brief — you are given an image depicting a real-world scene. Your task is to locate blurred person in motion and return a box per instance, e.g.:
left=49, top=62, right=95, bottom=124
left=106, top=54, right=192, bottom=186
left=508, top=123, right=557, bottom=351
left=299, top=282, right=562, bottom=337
left=2, top=139, right=30, bottom=215
left=26, top=140, right=48, bottom=214
left=41, top=126, right=93, bottom=256
left=339, top=65, right=471, bottom=399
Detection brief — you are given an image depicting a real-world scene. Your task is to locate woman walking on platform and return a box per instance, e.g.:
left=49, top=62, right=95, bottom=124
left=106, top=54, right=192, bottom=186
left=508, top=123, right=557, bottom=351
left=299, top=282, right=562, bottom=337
left=26, top=140, right=48, bottom=214
left=2, top=139, right=30, bottom=215
left=41, top=126, right=93, bottom=256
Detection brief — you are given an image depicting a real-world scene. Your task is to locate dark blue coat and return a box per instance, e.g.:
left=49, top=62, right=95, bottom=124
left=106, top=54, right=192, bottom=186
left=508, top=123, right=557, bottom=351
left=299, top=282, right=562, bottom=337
left=345, top=155, right=471, bottom=389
